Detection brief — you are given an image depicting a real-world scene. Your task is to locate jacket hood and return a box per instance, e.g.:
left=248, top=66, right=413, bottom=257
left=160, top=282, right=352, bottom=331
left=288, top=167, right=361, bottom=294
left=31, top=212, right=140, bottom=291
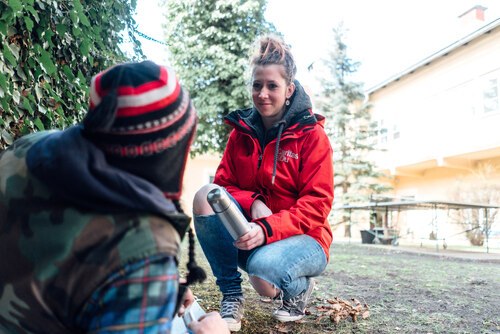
left=25, top=126, right=192, bottom=237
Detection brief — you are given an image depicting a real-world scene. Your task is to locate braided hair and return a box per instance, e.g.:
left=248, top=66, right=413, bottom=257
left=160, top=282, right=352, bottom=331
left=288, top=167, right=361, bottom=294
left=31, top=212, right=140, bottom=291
left=173, top=199, right=207, bottom=285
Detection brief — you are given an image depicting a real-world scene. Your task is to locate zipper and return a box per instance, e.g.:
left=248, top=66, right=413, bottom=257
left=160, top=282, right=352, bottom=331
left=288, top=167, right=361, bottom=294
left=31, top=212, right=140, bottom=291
left=257, top=153, right=263, bottom=169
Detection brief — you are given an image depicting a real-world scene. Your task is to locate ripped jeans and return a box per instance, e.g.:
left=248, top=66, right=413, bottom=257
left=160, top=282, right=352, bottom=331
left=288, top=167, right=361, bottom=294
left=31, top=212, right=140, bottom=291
left=193, top=212, right=327, bottom=300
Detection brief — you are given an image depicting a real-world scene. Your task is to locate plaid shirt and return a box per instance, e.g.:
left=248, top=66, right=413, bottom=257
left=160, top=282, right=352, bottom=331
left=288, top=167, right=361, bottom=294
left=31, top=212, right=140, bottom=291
left=77, top=254, right=181, bottom=333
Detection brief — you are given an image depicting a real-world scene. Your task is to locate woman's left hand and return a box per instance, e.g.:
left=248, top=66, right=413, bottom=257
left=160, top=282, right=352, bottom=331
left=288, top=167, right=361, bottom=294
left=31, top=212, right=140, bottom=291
left=233, top=223, right=265, bottom=250
left=177, top=286, right=195, bottom=316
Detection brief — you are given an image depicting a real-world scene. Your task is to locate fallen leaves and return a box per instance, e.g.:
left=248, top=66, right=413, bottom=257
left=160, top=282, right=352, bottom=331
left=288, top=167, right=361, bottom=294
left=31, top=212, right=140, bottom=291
left=270, top=322, right=294, bottom=333
left=314, top=297, right=370, bottom=325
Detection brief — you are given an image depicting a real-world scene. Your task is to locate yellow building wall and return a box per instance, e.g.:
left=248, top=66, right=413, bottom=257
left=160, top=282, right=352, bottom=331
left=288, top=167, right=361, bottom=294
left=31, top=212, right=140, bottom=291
left=370, top=26, right=500, bottom=170
left=344, top=25, right=500, bottom=249
left=180, top=154, right=221, bottom=215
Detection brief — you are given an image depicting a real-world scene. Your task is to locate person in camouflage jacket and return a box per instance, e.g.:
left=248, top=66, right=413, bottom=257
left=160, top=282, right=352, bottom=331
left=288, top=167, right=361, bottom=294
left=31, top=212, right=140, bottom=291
left=0, top=61, right=229, bottom=334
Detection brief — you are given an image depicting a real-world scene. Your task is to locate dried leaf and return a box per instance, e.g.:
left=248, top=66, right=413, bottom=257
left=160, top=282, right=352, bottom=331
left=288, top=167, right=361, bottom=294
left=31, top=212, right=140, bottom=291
left=316, top=296, right=370, bottom=325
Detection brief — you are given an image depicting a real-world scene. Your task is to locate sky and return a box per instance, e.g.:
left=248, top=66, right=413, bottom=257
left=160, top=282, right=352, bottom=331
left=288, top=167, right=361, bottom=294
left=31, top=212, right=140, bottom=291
left=135, top=0, right=500, bottom=91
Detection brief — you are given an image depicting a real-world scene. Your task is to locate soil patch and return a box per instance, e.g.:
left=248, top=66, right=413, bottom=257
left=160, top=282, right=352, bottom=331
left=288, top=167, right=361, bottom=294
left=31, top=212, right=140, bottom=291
left=185, top=242, right=500, bottom=333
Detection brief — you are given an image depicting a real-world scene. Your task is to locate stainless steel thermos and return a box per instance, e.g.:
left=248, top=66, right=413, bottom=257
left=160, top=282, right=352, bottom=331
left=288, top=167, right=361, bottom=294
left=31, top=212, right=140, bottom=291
left=207, top=186, right=251, bottom=240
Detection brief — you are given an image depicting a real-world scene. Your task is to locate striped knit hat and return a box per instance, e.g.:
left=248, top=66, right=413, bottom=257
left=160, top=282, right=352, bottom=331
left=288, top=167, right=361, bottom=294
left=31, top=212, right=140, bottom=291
left=83, top=60, right=197, bottom=200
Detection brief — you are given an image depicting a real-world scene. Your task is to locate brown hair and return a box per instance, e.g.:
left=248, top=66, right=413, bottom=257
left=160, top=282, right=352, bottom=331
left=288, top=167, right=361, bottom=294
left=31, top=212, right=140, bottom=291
left=250, top=35, right=297, bottom=85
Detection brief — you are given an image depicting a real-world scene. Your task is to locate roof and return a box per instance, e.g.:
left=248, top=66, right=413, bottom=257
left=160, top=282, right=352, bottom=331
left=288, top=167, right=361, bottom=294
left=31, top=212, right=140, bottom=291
left=336, top=199, right=500, bottom=212
left=366, top=17, right=500, bottom=94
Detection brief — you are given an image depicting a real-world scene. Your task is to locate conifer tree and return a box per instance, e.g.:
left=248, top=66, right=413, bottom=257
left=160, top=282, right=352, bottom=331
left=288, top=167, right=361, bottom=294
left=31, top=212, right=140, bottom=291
left=163, top=0, right=274, bottom=155
left=316, top=25, right=391, bottom=237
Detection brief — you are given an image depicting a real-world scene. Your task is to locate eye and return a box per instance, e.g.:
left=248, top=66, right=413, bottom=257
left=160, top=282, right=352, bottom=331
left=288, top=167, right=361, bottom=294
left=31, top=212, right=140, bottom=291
left=252, top=82, right=262, bottom=90
left=268, top=83, right=278, bottom=90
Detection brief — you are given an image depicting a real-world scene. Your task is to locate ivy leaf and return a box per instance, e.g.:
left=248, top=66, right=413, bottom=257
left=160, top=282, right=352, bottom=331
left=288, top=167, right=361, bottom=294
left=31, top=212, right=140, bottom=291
left=23, top=98, right=35, bottom=115
left=63, top=65, right=76, bottom=80
left=34, top=84, right=43, bottom=101
left=8, top=0, right=23, bottom=13
left=79, top=40, right=90, bottom=56
left=0, top=72, right=7, bottom=91
left=69, top=10, right=78, bottom=25
left=34, top=118, right=45, bottom=131
left=1, top=129, right=14, bottom=145
left=73, top=0, right=91, bottom=27
left=1, top=98, right=8, bottom=111
left=39, top=49, right=57, bottom=75
left=43, top=29, right=55, bottom=47
left=0, top=21, right=7, bottom=36
left=24, top=16, right=34, bottom=32
left=79, top=13, right=90, bottom=27
left=12, top=90, right=21, bottom=104
left=25, top=5, right=40, bottom=23
left=56, top=23, right=67, bottom=36
left=2, top=44, right=17, bottom=66
left=8, top=43, right=20, bottom=60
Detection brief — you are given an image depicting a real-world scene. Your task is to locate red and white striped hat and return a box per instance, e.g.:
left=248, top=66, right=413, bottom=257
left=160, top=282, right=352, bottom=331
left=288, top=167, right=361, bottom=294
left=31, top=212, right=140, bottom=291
left=83, top=60, right=197, bottom=199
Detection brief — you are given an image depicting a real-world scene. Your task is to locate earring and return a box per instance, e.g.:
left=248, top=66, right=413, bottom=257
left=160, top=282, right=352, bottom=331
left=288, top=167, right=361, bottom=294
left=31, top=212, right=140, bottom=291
left=285, top=99, right=290, bottom=106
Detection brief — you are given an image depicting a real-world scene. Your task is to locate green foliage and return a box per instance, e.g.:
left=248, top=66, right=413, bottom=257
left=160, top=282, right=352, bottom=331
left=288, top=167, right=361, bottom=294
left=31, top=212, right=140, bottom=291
left=162, top=0, right=274, bottom=155
left=0, top=0, right=143, bottom=149
left=316, top=25, right=391, bottom=235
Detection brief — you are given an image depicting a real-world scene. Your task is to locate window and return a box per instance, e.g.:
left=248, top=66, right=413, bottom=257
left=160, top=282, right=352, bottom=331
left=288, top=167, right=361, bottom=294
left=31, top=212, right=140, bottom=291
left=482, top=76, right=499, bottom=114
left=377, top=119, right=388, bottom=145
left=393, top=124, right=400, bottom=140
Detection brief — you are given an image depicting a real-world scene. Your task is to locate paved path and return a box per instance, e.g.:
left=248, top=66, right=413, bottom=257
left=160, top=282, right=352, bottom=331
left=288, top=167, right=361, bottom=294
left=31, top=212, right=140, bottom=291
left=363, top=243, right=500, bottom=263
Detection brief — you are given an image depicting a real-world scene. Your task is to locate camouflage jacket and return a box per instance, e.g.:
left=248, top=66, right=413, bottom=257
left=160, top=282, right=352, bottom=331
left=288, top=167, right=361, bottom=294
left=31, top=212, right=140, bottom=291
left=0, top=130, right=189, bottom=333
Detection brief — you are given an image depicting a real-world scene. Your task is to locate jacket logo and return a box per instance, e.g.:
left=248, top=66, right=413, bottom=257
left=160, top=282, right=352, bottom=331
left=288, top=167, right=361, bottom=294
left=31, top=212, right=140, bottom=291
left=278, top=148, right=298, bottom=163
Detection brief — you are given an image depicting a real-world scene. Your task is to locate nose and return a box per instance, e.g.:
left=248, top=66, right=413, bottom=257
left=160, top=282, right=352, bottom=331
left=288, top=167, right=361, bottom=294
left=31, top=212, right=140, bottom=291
left=258, top=88, right=269, bottom=98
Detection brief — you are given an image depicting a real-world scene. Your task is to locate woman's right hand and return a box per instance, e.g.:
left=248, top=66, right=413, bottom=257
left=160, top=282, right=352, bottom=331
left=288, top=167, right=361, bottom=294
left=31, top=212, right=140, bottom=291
left=188, top=311, right=230, bottom=333
left=251, top=199, right=272, bottom=219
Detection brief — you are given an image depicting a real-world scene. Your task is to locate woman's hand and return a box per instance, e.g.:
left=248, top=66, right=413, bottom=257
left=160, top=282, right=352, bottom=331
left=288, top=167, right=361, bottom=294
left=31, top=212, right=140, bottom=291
left=188, top=311, right=230, bottom=333
left=176, top=286, right=195, bottom=316
left=251, top=199, right=272, bottom=219
left=234, top=223, right=265, bottom=250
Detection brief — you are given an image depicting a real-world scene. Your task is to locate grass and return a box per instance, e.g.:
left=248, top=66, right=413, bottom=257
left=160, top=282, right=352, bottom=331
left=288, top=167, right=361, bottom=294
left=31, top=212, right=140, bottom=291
left=182, top=241, right=500, bottom=334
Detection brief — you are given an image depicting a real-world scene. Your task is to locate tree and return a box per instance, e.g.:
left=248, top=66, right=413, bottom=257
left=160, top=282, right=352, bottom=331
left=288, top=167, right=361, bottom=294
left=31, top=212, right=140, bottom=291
left=450, top=163, right=500, bottom=246
left=316, top=25, right=391, bottom=237
left=162, top=0, right=274, bottom=155
left=0, top=0, right=143, bottom=149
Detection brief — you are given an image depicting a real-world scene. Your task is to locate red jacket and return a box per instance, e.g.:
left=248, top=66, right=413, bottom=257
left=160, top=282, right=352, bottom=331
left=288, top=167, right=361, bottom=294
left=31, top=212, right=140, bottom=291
left=214, top=81, right=334, bottom=261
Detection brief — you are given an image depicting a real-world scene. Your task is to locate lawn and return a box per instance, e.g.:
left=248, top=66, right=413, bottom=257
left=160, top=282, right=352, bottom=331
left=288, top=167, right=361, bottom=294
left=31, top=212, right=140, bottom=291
left=185, top=241, right=500, bottom=334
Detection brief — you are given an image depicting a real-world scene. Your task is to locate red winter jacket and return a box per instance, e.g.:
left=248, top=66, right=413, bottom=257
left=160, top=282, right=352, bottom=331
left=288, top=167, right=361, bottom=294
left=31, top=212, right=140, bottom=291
left=214, top=81, right=334, bottom=261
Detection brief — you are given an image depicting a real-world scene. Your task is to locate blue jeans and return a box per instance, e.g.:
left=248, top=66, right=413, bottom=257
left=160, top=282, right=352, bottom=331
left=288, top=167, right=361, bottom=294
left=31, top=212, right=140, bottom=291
left=194, top=213, right=327, bottom=300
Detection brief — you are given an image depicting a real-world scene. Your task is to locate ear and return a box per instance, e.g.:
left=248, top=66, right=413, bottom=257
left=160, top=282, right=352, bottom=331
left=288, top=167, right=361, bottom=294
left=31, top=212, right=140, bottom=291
left=286, top=82, right=295, bottom=99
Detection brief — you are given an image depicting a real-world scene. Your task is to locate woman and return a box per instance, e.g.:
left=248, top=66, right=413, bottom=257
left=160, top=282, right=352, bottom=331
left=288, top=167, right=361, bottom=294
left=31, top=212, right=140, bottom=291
left=193, top=35, right=334, bottom=332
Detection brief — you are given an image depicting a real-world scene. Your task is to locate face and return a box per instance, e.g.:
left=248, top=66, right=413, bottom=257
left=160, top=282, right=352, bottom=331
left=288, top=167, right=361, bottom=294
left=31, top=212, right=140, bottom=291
left=252, top=65, right=295, bottom=129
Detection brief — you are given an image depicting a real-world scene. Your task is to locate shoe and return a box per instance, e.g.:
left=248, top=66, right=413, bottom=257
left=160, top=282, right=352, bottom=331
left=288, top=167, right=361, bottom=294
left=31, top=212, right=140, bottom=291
left=220, top=296, right=244, bottom=332
left=273, top=278, right=316, bottom=322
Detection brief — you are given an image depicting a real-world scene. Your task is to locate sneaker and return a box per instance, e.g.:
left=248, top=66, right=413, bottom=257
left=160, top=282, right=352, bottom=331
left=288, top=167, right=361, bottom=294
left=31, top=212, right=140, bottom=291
left=220, top=296, right=244, bottom=332
left=272, top=278, right=316, bottom=322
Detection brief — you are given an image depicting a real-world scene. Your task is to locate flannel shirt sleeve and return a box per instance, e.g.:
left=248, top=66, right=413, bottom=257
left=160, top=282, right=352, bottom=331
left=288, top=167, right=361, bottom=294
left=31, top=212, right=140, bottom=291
left=77, top=254, right=180, bottom=334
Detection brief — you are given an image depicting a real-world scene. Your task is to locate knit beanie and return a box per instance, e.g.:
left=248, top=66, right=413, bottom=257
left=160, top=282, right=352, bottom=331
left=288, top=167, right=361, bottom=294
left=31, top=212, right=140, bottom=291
left=83, top=60, right=196, bottom=200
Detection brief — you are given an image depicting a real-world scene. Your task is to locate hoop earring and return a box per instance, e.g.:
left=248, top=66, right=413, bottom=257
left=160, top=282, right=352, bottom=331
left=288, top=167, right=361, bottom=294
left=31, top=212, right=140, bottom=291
left=285, top=99, right=290, bottom=106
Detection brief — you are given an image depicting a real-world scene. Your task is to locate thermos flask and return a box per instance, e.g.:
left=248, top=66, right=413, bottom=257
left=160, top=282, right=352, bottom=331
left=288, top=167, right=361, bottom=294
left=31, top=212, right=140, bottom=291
left=207, top=186, right=251, bottom=240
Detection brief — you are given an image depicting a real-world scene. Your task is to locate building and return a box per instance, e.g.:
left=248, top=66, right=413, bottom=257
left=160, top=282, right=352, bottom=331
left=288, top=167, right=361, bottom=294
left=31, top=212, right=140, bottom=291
left=358, top=6, right=500, bottom=248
